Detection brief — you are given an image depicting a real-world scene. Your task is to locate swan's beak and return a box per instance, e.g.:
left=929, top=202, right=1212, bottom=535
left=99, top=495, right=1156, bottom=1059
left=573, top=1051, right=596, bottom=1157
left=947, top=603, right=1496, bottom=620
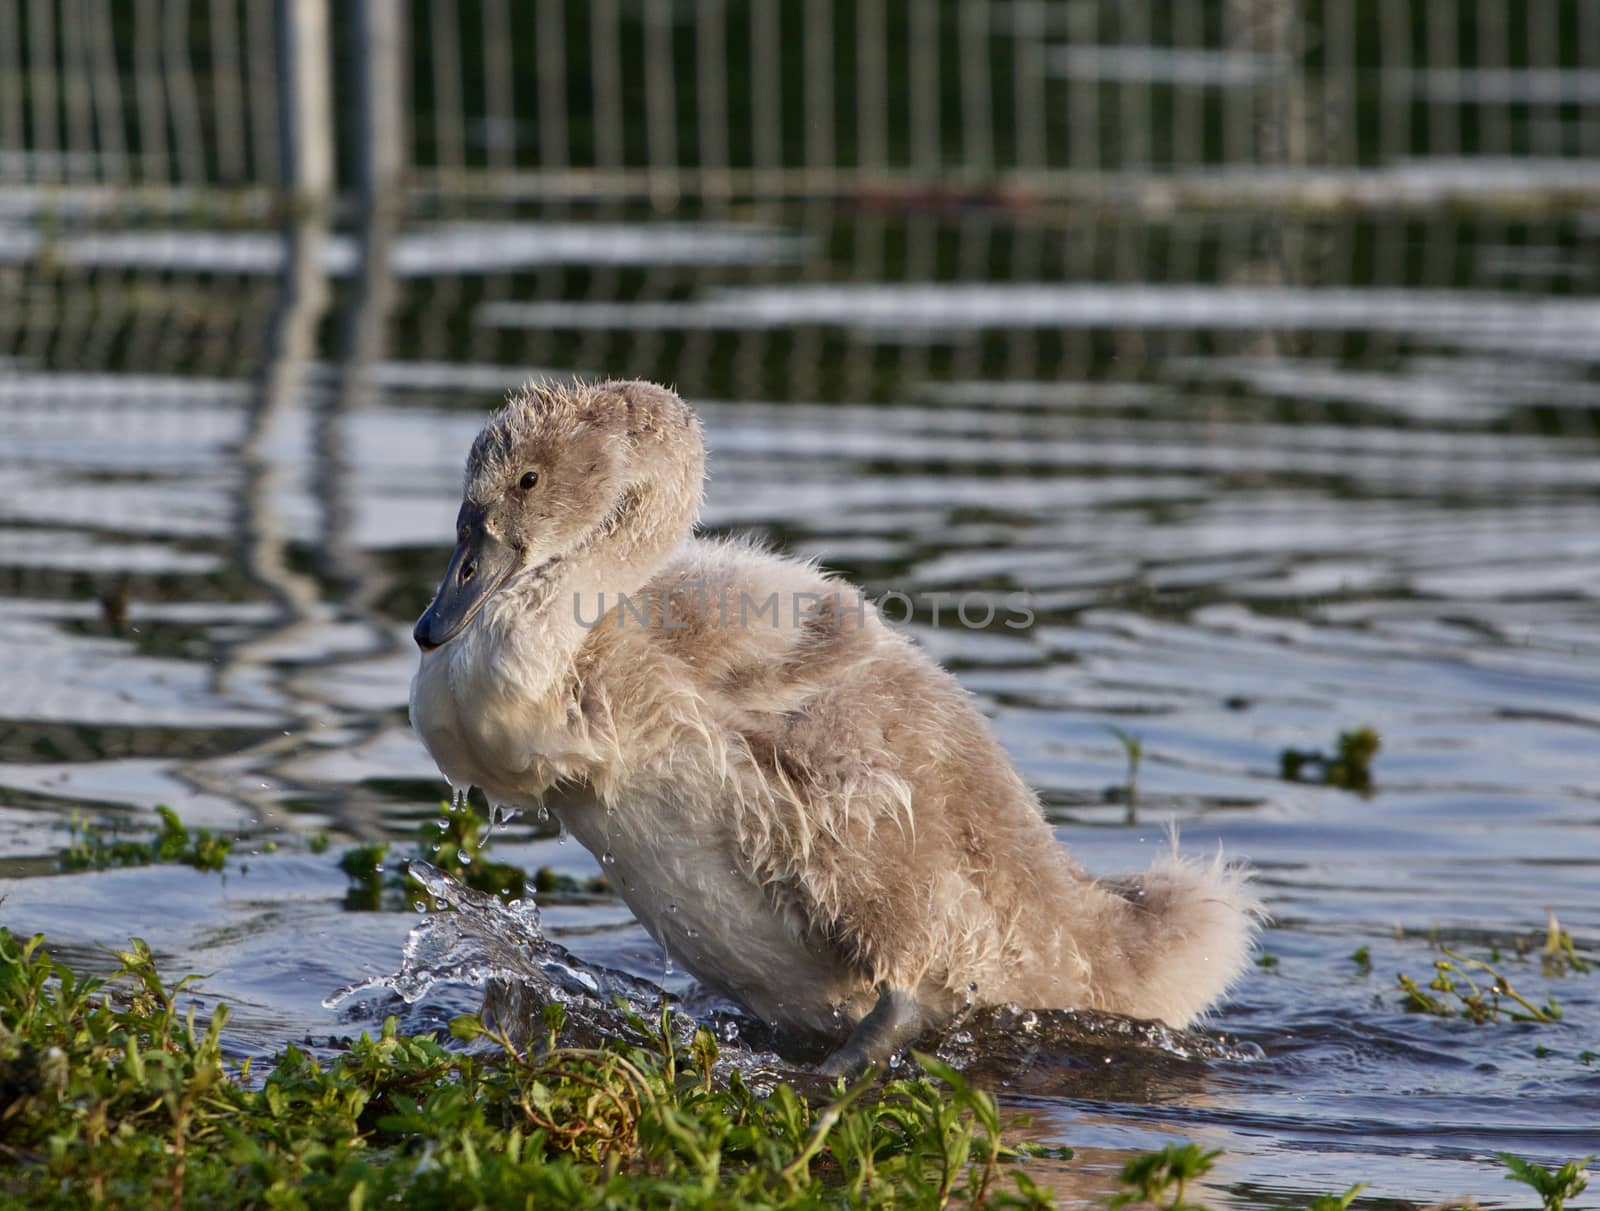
left=414, top=510, right=519, bottom=651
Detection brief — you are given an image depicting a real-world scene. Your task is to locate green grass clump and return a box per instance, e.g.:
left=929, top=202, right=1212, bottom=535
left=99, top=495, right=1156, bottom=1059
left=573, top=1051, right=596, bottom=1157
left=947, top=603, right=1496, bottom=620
left=0, top=928, right=1057, bottom=1209
left=1279, top=727, right=1380, bottom=794
left=59, top=806, right=233, bottom=874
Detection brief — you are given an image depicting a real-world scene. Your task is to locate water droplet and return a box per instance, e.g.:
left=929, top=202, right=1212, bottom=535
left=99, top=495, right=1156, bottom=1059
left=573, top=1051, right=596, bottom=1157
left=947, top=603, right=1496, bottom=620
left=667, top=904, right=678, bottom=914
left=456, top=849, right=472, bottom=865
left=536, top=805, right=550, bottom=824
left=372, top=864, right=385, bottom=874
left=601, top=850, right=616, bottom=866
left=436, top=819, right=449, bottom=832
left=684, top=928, right=699, bottom=939
left=413, top=900, right=427, bottom=912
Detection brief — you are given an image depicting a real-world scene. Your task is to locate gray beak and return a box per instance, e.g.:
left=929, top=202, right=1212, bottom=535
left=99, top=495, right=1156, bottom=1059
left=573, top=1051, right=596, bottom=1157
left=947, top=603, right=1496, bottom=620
left=414, top=505, right=519, bottom=651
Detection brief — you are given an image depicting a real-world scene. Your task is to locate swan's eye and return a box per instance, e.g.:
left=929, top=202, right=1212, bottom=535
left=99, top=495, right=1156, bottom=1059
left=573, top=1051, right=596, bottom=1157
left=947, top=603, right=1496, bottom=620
left=519, top=470, right=540, bottom=491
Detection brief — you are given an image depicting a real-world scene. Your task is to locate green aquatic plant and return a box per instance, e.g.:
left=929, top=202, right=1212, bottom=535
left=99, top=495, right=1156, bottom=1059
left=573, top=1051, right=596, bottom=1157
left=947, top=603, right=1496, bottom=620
left=1109, top=1142, right=1223, bottom=1211
left=1278, top=727, right=1380, bottom=794
left=419, top=796, right=528, bottom=901
left=337, top=842, right=392, bottom=910
left=1396, top=948, right=1562, bottom=1024
left=1541, top=912, right=1593, bottom=977
left=1106, top=726, right=1144, bottom=826
left=58, top=805, right=233, bottom=874
left=337, top=796, right=615, bottom=911
left=1349, top=946, right=1372, bottom=975
left=1498, top=1152, right=1593, bottom=1211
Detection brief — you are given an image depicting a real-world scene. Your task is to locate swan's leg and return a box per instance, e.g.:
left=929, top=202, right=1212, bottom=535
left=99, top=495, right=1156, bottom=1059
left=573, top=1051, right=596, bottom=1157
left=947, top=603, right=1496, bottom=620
left=816, top=986, right=934, bottom=1077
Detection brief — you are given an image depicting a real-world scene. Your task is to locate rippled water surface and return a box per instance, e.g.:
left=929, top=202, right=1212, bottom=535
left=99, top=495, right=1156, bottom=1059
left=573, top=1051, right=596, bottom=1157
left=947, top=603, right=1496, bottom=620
left=2, top=199, right=1597, bottom=1206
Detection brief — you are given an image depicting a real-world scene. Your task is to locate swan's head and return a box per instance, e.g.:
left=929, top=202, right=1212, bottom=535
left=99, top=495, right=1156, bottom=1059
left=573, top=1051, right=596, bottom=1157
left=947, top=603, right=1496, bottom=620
left=415, top=379, right=705, bottom=651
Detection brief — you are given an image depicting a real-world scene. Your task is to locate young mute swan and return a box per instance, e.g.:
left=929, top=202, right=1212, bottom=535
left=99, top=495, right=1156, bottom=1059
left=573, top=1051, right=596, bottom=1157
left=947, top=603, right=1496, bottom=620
left=411, top=380, right=1260, bottom=1074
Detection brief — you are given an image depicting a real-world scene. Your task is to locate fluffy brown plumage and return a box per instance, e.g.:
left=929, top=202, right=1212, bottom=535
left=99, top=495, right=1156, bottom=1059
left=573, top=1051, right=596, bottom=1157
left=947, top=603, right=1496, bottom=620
left=410, top=380, right=1261, bottom=1071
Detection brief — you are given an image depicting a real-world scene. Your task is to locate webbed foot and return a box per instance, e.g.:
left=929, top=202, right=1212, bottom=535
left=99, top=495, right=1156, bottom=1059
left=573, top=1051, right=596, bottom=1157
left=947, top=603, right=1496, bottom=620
left=816, top=986, right=935, bottom=1078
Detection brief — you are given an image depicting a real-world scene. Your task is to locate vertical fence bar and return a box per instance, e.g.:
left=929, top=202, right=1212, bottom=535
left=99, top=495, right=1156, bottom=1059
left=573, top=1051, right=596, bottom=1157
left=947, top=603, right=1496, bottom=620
left=1317, top=0, right=1355, bottom=165
left=357, top=0, right=404, bottom=203
left=27, top=0, right=60, bottom=180
left=1583, top=0, right=1600, bottom=159
left=1377, top=0, right=1413, bottom=162
left=1474, top=0, right=1507, bottom=155
left=1424, top=0, right=1459, bottom=158
left=909, top=0, right=939, bottom=176
left=1120, top=0, right=1150, bottom=169
left=427, top=0, right=465, bottom=170
left=85, top=0, right=128, bottom=182
left=61, top=0, right=93, bottom=179
left=1222, top=0, right=1253, bottom=166
left=643, top=0, right=678, bottom=203
left=1062, top=0, right=1098, bottom=173
left=165, top=0, right=208, bottom=184
left=535, top=0, right=568, bottom=171
left=958, top=0, right=992, bottom=179
left=134, top=0, right=169, bottom=182
left=697, top=0, right=728, bottom=194
left=276, top=0, right=333, bottom=205
left=208, top=0, right=247, bottom=181
left=802, top=0, right=834, bottom=190
left=1012, top=0, right=1046, bottom=173
left=751, top=0, right=782, bottom=188
left=247, top=0, right=281, bottom=186
left=482, top=0, right=514, bottom=170
left=590, top=0, right=623, bottom=173
left=857, top=0, right=887, bottom=174
left=0, top=0, right=21, bottom=165
left=1526, top=0, right=1560, bottom=156
left=1171, top=0, right=1203, bottom=167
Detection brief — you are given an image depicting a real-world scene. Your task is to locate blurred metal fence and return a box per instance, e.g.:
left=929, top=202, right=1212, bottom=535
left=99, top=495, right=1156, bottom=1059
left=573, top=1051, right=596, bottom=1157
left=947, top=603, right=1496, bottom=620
left=2, top=0, right=1598, bottom=201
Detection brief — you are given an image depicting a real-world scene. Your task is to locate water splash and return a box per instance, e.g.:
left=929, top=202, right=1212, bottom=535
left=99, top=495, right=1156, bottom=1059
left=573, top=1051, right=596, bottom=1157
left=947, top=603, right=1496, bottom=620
left=325, top=864, right=1262, bottom=1088
left=324, top=860, right=655, bottom=1011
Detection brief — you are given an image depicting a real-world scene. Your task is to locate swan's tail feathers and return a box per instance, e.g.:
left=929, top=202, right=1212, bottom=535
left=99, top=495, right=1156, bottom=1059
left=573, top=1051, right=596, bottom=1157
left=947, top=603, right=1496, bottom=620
left=1109, top=852, right=1266, bottom=1028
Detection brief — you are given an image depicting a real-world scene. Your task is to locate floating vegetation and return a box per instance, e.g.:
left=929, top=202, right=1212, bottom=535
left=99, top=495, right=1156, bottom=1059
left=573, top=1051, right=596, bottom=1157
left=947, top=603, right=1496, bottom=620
left=338, top=797, right=537, bottom=910
left=1279, top=726, right=1381, bottom=794
left=1396, top=948, right=1563, bottom=1024
left=58, top=805, right=234, bottom=874
left=1350, top=946, right=1372, bottom=975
